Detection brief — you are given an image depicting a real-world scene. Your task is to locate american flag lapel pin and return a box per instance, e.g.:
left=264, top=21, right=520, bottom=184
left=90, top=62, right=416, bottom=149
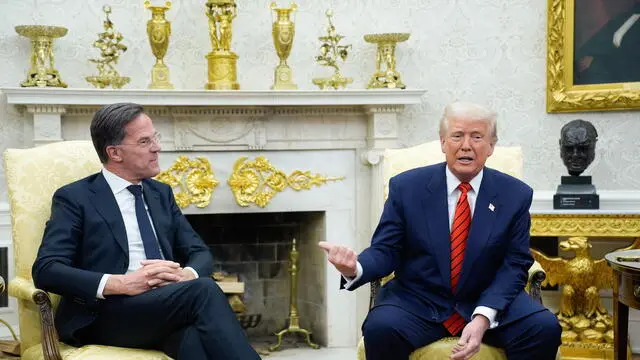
left=488, top=203, right=495, bottom=212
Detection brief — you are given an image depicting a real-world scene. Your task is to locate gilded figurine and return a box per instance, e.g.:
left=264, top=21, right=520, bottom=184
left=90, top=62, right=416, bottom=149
left=364, top=33, right=410, bottom=89
left=312, top=9, right=352, bottom=90
left=15, top=25, right=68, bottom=87
left=205, top=0, right=240, bottom=90
left=532, top=237, right=640, bottom=344
left=86, top=5, right=130, bottom=88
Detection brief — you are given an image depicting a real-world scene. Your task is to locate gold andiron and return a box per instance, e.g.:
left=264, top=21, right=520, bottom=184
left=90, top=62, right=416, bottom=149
left=15, top=25, right=68, bottom=88
left=270, top=2, right=298, bottom=90
left=364, top=33, right=410, bottom=89
left=205, top=0, right=240, bottom=90
left=86, top=5, right=130, bottom=89
left=269, top=238, right=320, bottom=351
left=312, top=9, right=352, bottom=90
left=145, top=0, right=174, bottom=89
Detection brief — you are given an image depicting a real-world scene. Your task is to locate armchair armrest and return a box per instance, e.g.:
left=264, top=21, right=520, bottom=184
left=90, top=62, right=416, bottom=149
left=526, top=261, right=546, bottom=305
left=368, top=262, right=547, bottom=310
left=8, top=276, right=63, bottom=360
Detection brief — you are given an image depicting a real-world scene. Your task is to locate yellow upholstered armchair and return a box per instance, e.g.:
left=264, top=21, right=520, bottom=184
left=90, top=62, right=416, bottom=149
left=3, top=141, right=171, bottom=360
left=357, top=140, right=556, bottom=360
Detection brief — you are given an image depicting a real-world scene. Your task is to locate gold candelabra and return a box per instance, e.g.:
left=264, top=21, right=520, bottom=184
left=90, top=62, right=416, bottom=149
left=270, top=2, right=298, bottom=90
left=15, top=25, right=68, bottom=88
left=269, top=238, right=319, bottom=351
left=364, top=33, right=410, bottom=89
left=205, top=0, right=240, bottom=90
left=86, top=5, right=130, bottom=89
left=312, top=9, right=352, bottom=90
left=145, top=0, right=174, bottom=89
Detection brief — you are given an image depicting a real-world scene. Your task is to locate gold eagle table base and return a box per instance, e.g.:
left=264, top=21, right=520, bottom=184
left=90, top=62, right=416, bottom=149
left=531, top=213, right=640, bottom=360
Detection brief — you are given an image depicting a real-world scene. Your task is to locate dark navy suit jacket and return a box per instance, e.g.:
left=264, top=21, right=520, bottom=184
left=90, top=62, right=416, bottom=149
left=32, top=172, right=213, bottom=344
left=349, top=163, right=545, bottom=326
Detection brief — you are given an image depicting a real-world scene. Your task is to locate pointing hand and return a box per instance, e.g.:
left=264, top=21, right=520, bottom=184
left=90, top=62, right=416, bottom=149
left=318, top=241, right=358, bottom=278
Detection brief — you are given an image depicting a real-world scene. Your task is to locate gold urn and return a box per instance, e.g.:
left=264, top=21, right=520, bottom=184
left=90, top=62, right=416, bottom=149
left=145, top=0, right=174, bottom=89
left=15, top=25, right=68, bottom=88
left=270, top=2, right=297, bottom=90
left=205, top=0, right=240, bottom=90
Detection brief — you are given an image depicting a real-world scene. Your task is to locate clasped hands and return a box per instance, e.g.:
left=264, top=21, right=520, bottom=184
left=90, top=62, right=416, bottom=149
left=318, top=241, right=489, bottom=360
left=105, top=260, right=195, bottom=296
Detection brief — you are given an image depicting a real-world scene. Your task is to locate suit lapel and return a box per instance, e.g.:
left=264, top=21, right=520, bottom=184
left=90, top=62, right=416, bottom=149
left=457, top=170, right=498, bottom=292
left=89, top=173, right=129, bottom=256
left=422, top=163, right=452, bottom=288
left=142, top=181, right=173, bottom=261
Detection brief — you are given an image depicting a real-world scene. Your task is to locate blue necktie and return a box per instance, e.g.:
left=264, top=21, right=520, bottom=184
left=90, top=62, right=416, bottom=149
left=126, top=185, right=162, bottom=260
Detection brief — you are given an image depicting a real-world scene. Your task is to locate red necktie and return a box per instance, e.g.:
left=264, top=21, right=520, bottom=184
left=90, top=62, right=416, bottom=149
left=442, top=182, right=472, bottom=336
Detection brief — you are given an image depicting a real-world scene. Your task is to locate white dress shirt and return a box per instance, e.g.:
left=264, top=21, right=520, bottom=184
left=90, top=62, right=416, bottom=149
left=344, top=166, right=499, bottom=328
left=96, top=168, right=198, bottom=298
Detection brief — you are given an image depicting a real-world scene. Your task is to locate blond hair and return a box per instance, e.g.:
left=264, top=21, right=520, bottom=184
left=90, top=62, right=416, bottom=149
left=439, top=101, right=498, bottom=143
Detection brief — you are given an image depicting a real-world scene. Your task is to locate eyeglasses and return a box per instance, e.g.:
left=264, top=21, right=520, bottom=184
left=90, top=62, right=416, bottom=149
left=118, top=132, right=162, bottom=148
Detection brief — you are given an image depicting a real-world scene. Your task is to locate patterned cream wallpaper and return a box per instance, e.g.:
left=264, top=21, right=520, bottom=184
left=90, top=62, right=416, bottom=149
left=1, top=0, right=639, bottom=201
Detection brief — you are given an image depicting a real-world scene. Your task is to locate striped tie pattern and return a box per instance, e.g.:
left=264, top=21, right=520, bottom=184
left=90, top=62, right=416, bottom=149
left=442, top=182, right=472, bottom=336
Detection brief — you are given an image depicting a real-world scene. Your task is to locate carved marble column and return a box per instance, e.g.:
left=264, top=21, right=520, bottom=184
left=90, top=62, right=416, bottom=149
left=363, top=105, right=403, bottom=233
left=26, top=105, right=66, bottom=146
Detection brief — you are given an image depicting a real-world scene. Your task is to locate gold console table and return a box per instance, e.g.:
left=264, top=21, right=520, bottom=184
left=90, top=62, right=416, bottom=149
left=531, top=212, right=640, bottom=238
left=530, top=211, right=640, bottom=360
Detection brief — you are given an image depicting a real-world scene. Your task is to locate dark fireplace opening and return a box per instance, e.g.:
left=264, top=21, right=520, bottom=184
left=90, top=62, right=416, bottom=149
left=186, top=211, right=327, bottom=345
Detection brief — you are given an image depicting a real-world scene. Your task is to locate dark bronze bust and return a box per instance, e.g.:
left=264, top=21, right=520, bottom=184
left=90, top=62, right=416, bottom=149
left=559, top=119, right=598, bottom=176
left=554, top=119, right=599, bottom=209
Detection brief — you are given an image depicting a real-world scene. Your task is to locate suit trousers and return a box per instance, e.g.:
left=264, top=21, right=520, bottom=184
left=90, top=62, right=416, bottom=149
left=77, top=278, right=260, bottom=360
left=362, top=304, right=561, bottom=360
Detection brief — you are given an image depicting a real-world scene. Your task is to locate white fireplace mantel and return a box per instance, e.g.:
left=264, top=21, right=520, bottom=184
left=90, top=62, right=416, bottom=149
left=2, top=87, right=426, bottom=106
left=1, top=87, right=426, bottom=150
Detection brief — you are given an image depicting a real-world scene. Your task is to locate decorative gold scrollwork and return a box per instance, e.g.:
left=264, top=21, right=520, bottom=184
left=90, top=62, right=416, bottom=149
left=531, top=214, right=640, bottom=237
left=155, top=155, right=219, bottom=208
left=228, top=155, right=344, bottom=208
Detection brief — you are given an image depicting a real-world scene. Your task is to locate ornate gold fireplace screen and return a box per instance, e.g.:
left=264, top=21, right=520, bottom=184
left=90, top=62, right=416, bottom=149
left=155, top=155, right=344, bottom=208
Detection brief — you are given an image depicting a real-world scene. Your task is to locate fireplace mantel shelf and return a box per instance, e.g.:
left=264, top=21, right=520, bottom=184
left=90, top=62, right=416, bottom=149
left=3, top=87, right=425, bottom=150
left=1, top=87, right=425, bottom=107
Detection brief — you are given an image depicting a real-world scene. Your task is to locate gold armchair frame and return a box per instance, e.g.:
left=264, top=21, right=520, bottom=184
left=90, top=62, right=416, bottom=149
left=547, top=0, right=640, bottom=113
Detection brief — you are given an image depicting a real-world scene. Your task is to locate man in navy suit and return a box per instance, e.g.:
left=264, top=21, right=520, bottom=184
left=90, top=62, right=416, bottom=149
left=32, top=103, right=259, bottom=360
left=320, top=102, right=561, bottom=360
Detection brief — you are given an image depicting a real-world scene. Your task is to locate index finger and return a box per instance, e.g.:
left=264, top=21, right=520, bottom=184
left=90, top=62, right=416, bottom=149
left=318, top=241, right=334, bottom=253
left=140, top=260, right=180, bottom=268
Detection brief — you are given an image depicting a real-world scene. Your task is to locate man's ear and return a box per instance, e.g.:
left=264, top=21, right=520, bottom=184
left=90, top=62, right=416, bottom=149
left=440, top=137, right=446, bottom=154
left=106, top=145, right=123, bottom=163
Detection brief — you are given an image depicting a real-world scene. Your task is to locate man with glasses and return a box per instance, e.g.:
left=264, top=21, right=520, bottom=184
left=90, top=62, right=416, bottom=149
left=32, top=103, right=259, bottom=359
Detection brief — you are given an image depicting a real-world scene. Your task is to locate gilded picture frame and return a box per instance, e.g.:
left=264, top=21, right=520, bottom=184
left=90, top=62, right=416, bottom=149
left=547, top=0, right=640, bottom=113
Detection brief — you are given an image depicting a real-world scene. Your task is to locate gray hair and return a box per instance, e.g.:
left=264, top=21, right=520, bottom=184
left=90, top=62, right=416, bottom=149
left=439, top=101, right=498, bottom=144
left=90, top=103, right=145, bottom=163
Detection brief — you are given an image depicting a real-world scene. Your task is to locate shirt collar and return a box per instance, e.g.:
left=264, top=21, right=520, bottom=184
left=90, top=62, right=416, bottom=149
left=102, top=167, right=140, bottom=195
left=445, top=166, right=483, bottom=196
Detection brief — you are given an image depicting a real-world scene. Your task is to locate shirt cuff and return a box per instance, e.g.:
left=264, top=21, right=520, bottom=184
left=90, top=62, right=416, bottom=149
left=342, top=261, right=363, bottom=290
left=472, top=306, right=499, bottom=329
left=96, top=274, right=110, bottom=299
left=185, top=266, right=199, bottom=279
